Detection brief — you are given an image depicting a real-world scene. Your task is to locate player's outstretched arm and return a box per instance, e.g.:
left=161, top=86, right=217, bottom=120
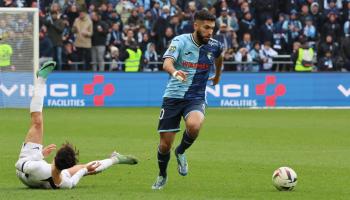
left=59, top=162, right=101, bottom=189
left=209, top=55, right=223, bottom=86
left=163, top=58, right=187, bottom=82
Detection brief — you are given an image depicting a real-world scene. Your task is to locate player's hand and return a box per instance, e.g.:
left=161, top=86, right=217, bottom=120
left=172, top=70, right=188, bottom=82
left=86, top=161, right=101, bottom=175
left=209, top=75, right=220, bottom=86
left=42, top=144, right=56, bottom=158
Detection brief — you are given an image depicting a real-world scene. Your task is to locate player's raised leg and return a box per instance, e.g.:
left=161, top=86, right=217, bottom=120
left=175, top=110, right=205, bottom=176
left=24, top=61, right=56, bottom=145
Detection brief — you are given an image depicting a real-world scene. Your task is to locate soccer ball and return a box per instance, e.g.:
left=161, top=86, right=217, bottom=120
left=272, top=167, right=298, bottom=191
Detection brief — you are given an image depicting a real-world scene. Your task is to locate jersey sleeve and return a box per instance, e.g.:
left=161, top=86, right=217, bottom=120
left=163, top=37, right=183, bottom=61
left=213, top=42, right=224, bottom=58
left=59, top=168, right=87, bottom=189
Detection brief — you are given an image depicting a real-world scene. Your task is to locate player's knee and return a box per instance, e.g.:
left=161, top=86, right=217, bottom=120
left=186, top=122, right=201, bottom=135
left=159, top=142, right=172, bottom=153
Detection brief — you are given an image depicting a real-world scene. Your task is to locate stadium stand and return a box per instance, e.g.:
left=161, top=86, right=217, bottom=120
left=1, top=0, right=350, bottom=72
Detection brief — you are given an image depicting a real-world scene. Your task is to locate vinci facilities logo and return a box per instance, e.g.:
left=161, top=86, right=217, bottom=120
left=206, top=75, right=287, bottom=107
left=47, top=74, right=116, bottom=107
left=0, top=73, right=116, bottom=107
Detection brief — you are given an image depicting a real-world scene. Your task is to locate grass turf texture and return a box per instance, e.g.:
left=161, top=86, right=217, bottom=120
left=0, top=108, right=349, bottom=200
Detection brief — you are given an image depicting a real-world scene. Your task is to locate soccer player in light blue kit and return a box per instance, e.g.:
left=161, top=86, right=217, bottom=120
left=152, top=10, right=224, bottom=189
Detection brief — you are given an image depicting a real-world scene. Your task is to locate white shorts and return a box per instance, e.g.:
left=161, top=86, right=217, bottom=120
left=15, top=142, right=52, bottom=188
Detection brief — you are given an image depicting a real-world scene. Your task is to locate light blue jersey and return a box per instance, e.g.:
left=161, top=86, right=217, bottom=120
left=163, top=34, right=223, bottom=100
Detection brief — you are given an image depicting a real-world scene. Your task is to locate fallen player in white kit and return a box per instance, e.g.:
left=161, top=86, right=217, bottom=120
left=15, top=61, right=138, bottom=189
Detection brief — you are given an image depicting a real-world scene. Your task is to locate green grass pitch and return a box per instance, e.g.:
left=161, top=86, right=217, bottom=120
left=1, top=108, right=350, bottom=200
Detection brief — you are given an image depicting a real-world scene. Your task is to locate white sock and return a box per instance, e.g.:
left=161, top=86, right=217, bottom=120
left=93, top=158, right=118, bottom=173
left=30, top=77, right=46, bottom=113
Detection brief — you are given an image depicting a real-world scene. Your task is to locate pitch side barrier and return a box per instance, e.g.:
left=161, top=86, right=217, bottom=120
left=1, top=72, right=349, bottom=108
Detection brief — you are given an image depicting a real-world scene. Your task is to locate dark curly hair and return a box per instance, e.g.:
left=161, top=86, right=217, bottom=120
left=194, top=9, right=216, bottom=22
left=54, top=142, right=79, bottom=171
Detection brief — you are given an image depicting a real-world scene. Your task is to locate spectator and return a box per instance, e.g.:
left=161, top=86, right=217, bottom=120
left=274, top=13, right=286, bottom=33
left=124, top=28, right=136, bottom=46
left=98, top=3, right=110, bottom=21
left=216, top=7, right=239, bottom=33
left=107, top=22, right=123, bottom=48
left=116, top=0, right=134, bottom=24
left=223, top=48, right=235, bottom=71
left=214, top=23, right=233, bottom=51
left=160, top=27, right=174, bottom=54
left=273, top=13, right=290, bottom=53
left=143, top=9, right=155, bottom=31
left=91, top=11, right=108, bottom=71
left=318, top=50, right=337, bottom=71
left=72, top=8, right=93, bottom=71
left=299, top=4, right=311, bottom=25
left=260, top=16, right=274, bottom=44
left=39, top=26, right=53, bottom=64
left=321, top=12, right=342, bottom=42
left=236, top=0, right=252, bottom=20
left=62, top=42, right=79, bottom=71
left=107, top=10, right=123, bottom=26
left=140, top=32, right=151, bottom=53
left=136, top=26, right=147, bottom=44
left=260, top=41, right=278, bottom=71
left=249, top=41, right=263, bottom=72
left=283, top=10, right=303, bottom=44
left=169, top=15, right=182, bottom=35
left=239, top=33, right=252, bottom=51
left=238, top=11, right=257, bottom=41
left=302, top=17, right=318, bottom=44
left=151, top=1, right=161, bottom=20
left=235, top=47, right=253, bottom=72
left=169, top=0, right=182, bottom=17
left=127, top=8, right=143, bottom=28
left=324, top=0, right=342, bottom=16
left=65, top=4, right=79, bottom=27
left=107, top=46, right=123, bottom=71
left=45, top=11, right=65, bottom=70
left=143, top=42, right=159, bottom=72
left=310, top=2, right=324, bottom=32
left=61, top=14, right=74, bottom=44
left=152, top=6, right=170, bottom=53
left=318, top=34, right=339, bottom=58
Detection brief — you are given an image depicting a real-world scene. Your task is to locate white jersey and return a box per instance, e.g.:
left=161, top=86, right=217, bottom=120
left=15, top=142, right=86, bottom=189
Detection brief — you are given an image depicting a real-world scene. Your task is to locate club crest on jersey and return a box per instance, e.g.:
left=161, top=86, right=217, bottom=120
left=168, top=46, right=176, bottom=53
left=207, top=52, right=213, bottom=60
left=208, top=40, right=215, bottom=46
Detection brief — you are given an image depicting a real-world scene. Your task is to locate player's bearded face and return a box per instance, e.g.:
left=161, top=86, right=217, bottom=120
left=196, top=21, right=215, bottom=45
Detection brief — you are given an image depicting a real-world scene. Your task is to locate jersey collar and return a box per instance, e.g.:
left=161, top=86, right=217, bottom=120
left=190, top=33, right=201, bottom=47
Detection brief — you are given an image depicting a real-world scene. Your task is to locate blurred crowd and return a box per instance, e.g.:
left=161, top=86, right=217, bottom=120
left=1, top=0, right=350, bottom=72
left=0, top=11, right=34, bottom=70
